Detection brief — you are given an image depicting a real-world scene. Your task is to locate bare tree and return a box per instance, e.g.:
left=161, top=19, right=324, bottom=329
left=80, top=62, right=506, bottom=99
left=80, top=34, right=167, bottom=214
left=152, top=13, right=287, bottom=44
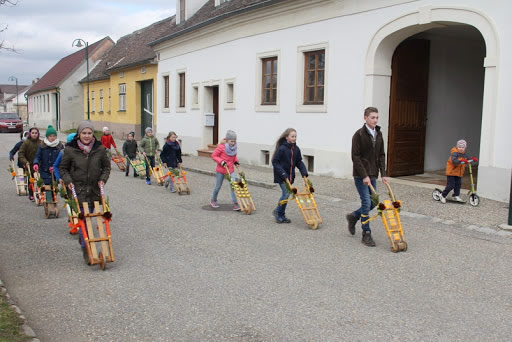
left=0, top=0, right=18, bottom=52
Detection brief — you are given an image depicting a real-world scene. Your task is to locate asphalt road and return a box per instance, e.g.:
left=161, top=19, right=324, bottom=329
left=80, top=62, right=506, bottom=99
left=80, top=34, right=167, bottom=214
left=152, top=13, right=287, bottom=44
left=1, top=132, right=512, bottom=341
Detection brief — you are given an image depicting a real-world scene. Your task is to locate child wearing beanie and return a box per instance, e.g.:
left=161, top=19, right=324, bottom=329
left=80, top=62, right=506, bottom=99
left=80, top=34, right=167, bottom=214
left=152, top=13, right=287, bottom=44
left=139, top=127, right=160, bottom=185
left=210, top=130, right=240, bottom=210
left=101, top=126, right=117, bottom=156
left=123, top=131, right=139, bottom=177
left=439, top=139, right=474, bottom=203
left=33, top=125, right=63, bottom=198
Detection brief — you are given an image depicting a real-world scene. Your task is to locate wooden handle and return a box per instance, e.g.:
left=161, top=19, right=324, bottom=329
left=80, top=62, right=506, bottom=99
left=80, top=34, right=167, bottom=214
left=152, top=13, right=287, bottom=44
left=368, top=183, right=377, bottom=195
left=385, top=182, right=396, bottom=202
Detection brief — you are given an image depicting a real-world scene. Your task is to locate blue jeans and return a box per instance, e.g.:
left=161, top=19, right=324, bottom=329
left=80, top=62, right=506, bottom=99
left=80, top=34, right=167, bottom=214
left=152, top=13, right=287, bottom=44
left=125, top=157, right=137, bottom=176
left=352, top=177, right=377, bottom=232
left=212, top=171, right=237, bottom=203
left=275, top=182, right=289, bottom=217
left=442, top=176, right=462, bottom=197
left=145, top=155, right=155, bottom=181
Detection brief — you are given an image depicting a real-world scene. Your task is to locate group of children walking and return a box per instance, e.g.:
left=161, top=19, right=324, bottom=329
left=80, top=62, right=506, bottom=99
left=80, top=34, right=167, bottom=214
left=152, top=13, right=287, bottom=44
left=9, top=112, right=476, bottom=250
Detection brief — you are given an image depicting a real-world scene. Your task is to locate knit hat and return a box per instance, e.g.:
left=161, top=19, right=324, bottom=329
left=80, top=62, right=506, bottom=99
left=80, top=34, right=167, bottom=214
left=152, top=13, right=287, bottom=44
left=103, top=126, right=109, bottom=132
left=456, top=139, right=467, bottom=149
left=67, top=133, right=76, bottom=143
left=46, top=125, right=57, bottom=137
left=77, top=120, right=95, bottom=135
left=128, top=131, right=135, bottom=137
left=225, top=130, right=237, bottom=141
left=145, top=127, right=152, bottom=134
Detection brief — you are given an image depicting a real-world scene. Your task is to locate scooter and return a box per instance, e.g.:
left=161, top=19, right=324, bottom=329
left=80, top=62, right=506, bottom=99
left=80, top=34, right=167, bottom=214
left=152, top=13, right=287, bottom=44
left=432, top=158, right=480, bottom=207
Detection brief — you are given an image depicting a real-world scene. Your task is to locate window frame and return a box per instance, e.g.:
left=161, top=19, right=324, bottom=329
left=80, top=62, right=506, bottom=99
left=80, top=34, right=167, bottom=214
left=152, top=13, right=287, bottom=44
left=261, top=57, right=278, bottom=105
left=91, top=91, right=95, bottom=113
left=303, top=50, right=325, bottom=105
left=255, top=50, right=280, bottom=112
left=224, top=78, right=236, bottom=110
left=163, top=75, right=170, bottom=109
left=99, top=89, right=104, bottom=112
left=119, top=83, right=126, bottom=111
left=296, top=42, right=328, bottom=113
left=176, top=70, right=186, bottom=112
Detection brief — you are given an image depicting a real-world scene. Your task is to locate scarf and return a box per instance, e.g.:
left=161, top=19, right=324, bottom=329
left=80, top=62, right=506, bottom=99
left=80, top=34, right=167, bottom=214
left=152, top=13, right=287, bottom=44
left=166, top=140, right=180, bottom=150
left=225, top=142, right=237, bottom=156
left=77, top=137, right=95, bottom=155
left=44, top=137, right=60, bottom=148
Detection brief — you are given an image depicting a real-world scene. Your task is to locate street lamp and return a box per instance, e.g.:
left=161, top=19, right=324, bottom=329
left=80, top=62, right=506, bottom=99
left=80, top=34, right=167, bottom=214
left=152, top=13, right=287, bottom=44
left=7, top=76, right=18, bottom=117
left=72, top=38, right=89, bottom=120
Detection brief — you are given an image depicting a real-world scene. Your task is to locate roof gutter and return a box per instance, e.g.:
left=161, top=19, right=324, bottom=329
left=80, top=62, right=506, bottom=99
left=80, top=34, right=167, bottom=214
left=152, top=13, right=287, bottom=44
left=149, top=0, right=284, bottom=47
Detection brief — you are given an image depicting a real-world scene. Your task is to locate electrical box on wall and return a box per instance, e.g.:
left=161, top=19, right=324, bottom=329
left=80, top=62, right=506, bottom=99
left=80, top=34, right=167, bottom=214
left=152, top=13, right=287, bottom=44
left=204, top=112, right=215, bottom=127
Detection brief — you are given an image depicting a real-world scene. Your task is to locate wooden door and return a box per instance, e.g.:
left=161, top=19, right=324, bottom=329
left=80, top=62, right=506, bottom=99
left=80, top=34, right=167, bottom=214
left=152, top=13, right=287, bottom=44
left=141, top=80, right=153, bottom=137
left=387, top=39, right=430, bottom=176
left=213, top=86, right=219, bottom=144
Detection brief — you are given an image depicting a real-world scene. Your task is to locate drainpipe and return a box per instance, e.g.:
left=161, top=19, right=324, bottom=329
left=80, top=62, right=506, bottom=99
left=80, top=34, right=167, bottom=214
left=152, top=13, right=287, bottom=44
left=55, top=88, right=60, bottom=131
left=24, top=93, right=29, bottom=127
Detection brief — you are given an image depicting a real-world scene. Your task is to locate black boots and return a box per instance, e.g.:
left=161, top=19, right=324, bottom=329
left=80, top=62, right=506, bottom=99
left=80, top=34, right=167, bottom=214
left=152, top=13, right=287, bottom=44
left=361, top=231, right=376, bottom=247
left=346, top=213, right=357, bottom=235
left=273, top=203, right=291, bottom=223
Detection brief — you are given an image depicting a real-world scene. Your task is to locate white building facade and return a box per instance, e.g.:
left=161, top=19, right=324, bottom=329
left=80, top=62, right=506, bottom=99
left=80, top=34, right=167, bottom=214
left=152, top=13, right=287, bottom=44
left=152, top=0, right=511, bottom=202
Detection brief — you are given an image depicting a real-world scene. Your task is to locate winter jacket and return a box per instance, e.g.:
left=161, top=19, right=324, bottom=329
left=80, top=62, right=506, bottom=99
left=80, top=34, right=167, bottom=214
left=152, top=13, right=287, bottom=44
left=272, top=141, right=308, bottom=184
left=445, top=147, right=468, bottom=177
left=9, top=141, right=24, bottom=168
left=212, top=143, right=238, bottom=174
left=59, top=138, right=111, bottom=208
left=53, top=150, right=63, bottom=180
left=34, top=142, right=63, bottom=184
left=139, top=135, right=160, bottom=157
left=122, top=140, right=138, bottom=159
left=351, top=124, right=386, bottom=178
left=160, top=141, right=182, bottom=169
left=18, top=138, right=42, bottom=170
left=101, top=134, right=117, bottom=149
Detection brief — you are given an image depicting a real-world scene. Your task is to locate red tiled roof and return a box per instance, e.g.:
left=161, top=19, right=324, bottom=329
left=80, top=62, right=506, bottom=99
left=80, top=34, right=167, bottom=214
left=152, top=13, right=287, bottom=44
left=149, top=0, right=281, bottom=46
left=0, top=84, right=30, bottom=95
left=86, top=17, right=175, bottom=82
left=26, top=37, right=112, bottom=96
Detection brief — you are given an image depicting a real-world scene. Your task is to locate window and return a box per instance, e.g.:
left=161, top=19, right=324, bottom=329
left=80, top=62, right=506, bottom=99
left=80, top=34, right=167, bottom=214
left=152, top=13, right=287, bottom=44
left=262, top=57, right=277, bottom=105
left=226, top=83, right=234, bottom=103
left=108, top=88, right=111, bottom=112
left=180, top=0, right=185, bottom=21
left=119, top=83, right=126, bottom=111
left=46, top=94, right=49, bottom=112
left=179, top=72, right=185, bottom=108
left=120, top=71, right=124, bottom=78
left=303, top=50, right=325, bottom=104
left=163, top=75, right=169, bottom=108
left=91, top=91, right=95, bottom=112
left=141, top=66, right=146, bottom=74
left=191, top=84, right=199, bottom=109
left=99, top=89, right=104, bottom=112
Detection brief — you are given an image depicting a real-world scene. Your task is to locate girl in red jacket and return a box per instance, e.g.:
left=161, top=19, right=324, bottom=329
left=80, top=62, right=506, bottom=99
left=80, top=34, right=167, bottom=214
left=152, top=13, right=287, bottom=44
left=211, top=130, right=240, bottom=210
left=101, top=126, right=117, bottom=155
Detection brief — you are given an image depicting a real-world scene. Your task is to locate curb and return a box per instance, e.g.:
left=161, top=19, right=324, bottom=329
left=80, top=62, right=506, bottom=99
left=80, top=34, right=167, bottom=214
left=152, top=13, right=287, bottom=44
left=182, top=166, right=277, bottom=189
left=0, top=279, right=40, bottom=342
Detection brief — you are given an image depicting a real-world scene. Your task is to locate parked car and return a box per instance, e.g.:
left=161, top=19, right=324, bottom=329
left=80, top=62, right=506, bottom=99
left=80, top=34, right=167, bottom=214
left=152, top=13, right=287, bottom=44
left=0, top=113, right=24, bottom=133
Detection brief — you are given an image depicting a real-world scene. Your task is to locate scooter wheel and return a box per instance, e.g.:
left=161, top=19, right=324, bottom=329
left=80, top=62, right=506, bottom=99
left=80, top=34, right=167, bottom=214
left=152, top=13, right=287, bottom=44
left=469, top=193, right=480, bottom=207
left=308, top=219, right=319, bottom=230
left=432, top=189, right=442, bottom=201
left=99, top=251, right=106, bottom=270
left=391, top=244, right=399, bottom=253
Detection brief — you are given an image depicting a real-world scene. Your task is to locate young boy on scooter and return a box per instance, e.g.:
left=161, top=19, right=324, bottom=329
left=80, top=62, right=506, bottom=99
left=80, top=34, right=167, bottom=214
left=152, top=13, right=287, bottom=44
left=439, top=139, right=476, bottom=203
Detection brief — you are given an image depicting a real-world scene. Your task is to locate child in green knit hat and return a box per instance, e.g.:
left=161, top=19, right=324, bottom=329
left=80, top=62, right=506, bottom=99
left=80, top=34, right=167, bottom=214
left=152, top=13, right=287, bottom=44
left=33, top=125, right=63, bottom=193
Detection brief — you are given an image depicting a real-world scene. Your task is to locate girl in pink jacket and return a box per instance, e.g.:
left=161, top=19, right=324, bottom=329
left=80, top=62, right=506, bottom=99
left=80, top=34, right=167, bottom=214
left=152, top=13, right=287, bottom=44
left=211, top=130, right=240, bottom=210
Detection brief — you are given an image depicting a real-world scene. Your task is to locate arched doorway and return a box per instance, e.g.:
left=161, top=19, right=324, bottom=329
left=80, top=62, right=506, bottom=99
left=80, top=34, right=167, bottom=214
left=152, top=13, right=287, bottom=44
left=387, top=26, right=486, bottom=177
left=364, top=6, right=498, bottom=186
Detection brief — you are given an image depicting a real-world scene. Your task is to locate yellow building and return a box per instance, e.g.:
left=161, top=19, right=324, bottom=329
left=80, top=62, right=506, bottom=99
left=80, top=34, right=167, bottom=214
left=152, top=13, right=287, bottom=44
left=82, top=17, right=173, bottom=139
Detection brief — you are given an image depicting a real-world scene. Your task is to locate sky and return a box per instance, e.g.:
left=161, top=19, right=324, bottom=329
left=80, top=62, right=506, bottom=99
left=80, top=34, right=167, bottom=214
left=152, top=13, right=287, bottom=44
left=0, top=0, right=176, bottom=86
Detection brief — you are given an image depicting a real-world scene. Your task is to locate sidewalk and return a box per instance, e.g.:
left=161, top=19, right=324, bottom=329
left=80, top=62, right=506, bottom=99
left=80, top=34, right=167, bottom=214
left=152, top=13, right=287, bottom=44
left=179, top=154, right=509, bottom=230
left=54, top=130, right=508, bottom=230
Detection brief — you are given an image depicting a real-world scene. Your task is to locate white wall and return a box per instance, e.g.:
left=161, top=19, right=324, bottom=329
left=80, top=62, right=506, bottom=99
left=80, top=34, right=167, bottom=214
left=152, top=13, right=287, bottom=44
left=59, top=61, right=87, bottom=130
left=155, top=0, right=512, bottom=200
left=423, top=30, right=486, bottom=171
left=28, top=91, right=55, bottom=129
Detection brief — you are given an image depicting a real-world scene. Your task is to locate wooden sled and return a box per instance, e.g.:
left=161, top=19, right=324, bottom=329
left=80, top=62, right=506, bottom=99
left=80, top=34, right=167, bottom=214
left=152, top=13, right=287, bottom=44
left=128, top=156, right=146, bottom=178
left=111, top=149, right=126, bottom=172
left=286, top=177, right=322, bottom=229
left=152, top=154, right=167, bottom=185
left=43, top=171, right=60, bottom=219
left=71, top=184, right=114, bottom=270
left=169, top=167, right=190, bottom=195
left=225, top=165, right=256, bottom=215
left=11, top=161, right=28, bottom=196
left=368, top=183, right=407, bottom=253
